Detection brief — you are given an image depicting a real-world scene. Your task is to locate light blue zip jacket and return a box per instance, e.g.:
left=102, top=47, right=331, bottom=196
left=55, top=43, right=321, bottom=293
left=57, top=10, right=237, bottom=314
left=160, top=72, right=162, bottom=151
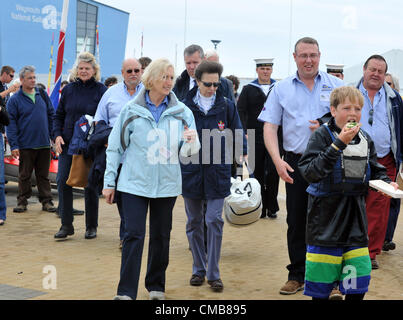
left=104, top=88, right=199, bottom=198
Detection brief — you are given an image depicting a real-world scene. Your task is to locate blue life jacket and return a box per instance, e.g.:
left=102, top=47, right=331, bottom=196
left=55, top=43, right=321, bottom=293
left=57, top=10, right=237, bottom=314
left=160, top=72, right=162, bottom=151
left=306, top=123, right=371, bottom=197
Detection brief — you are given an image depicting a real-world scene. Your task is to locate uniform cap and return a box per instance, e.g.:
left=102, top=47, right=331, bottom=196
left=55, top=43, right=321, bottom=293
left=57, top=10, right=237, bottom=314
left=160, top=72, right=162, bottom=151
left=254, top=58, right=274, bottom=67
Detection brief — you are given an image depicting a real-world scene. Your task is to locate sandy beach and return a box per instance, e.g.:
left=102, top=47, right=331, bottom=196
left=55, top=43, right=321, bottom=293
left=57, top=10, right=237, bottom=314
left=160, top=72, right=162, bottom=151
left=1, top=180, right=402, bottom=300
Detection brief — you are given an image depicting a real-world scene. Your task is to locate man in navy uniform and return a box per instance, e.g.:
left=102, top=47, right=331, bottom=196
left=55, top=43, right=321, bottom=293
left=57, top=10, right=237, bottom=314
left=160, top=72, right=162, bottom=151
left=237, top=58, right=281, bottom=218
left=326, top=64, right=344, bottom=80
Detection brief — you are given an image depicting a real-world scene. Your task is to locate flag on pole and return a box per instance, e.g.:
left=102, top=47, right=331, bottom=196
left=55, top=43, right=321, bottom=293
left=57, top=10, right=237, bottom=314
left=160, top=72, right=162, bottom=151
left=47, top=32, right=55, bottom=95
left=50, top=0, right=69, bottom=110
left=96, top=25, right=100, bottom=63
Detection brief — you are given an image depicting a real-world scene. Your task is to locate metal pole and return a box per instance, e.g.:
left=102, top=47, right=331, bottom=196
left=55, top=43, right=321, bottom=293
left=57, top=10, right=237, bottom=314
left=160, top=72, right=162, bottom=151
left=184, top=0, right=187, bottom=49
left=288, top=0, right=293, bottom=76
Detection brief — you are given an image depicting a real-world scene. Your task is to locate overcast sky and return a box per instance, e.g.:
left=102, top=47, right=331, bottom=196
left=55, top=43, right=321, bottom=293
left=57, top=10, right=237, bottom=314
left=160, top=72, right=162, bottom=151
left=96, top=0, right=403, bottom=80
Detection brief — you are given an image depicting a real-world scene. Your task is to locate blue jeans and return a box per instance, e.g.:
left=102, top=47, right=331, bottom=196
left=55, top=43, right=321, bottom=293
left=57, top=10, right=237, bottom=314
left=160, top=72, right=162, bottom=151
left=56, top=149, right=99, bottom=228
left=117, top=192, right=176, bottom=300
left=0, top=136, right=6, bottom=221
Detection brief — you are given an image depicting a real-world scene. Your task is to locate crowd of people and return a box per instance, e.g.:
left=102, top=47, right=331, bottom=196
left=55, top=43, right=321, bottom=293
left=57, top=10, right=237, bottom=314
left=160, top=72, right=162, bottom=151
left=0, top=35, right=402, bottom=301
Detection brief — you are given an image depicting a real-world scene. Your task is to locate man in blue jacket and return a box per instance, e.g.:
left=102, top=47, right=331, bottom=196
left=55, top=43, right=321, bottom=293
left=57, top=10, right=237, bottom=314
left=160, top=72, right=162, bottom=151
left=6, top=66, right=56, bottom=213
left=356, top=54, right=403, bottom=269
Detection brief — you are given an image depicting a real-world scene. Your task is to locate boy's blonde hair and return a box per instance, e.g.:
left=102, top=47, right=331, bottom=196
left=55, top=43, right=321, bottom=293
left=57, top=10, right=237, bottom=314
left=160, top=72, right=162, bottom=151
left=330, top=86, right=364, bottom=108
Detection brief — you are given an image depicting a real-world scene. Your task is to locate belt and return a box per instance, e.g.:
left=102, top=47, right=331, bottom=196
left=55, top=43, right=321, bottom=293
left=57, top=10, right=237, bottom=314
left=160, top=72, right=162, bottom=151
left=377, top=151, right=393, bottom=160
left=285, top=151, right=302, bottom=158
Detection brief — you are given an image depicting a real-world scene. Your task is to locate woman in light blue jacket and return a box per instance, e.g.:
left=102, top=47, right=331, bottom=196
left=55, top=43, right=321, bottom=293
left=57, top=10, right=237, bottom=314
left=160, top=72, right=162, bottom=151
left=103, top=58, right=199, bottom=300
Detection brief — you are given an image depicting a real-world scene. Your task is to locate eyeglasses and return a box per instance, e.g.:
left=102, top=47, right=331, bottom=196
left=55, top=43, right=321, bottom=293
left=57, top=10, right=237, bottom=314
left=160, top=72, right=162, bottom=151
left=201, top=81, right=220, bottom=88
left=126, top=69, right=141, bottom=74
left=8, top=73, right=14, bottom=78
left=368, top=109, right=374, bottom=126
left=296, top=53, right=319, bottom=60
left=386, top=81, right=393, bottom=86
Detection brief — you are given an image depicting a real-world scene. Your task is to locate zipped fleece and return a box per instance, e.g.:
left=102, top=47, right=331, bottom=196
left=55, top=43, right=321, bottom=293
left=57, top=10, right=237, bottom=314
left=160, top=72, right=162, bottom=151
left=104, top=88, right=199, bottom=198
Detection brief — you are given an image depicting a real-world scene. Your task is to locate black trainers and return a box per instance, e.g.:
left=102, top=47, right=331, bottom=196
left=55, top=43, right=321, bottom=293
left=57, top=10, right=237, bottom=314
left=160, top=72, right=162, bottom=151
left=267, top=211, right=278, bottom=219
left=85, top=227, right=97, bottom=239
left=54, top=225, right=74, bottom=240
left=13, top=204, right=27, bottom=213
left=190, top=274, right=205, bottom=286
left=42, top=201, right=57, bottom=212
left=382, top=241, right=396, bottom=251
left=73, top=208, right=84, bottom=215
left=208, top=279, right=224, bottom=292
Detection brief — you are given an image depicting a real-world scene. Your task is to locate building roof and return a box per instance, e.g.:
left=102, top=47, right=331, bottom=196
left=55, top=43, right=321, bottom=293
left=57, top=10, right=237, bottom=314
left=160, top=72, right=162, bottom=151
left=91, top=0, right=130, bottom=15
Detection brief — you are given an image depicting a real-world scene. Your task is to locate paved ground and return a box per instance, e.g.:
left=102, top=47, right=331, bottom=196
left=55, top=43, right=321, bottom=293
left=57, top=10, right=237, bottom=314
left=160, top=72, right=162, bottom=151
left=1, top=181, right=403, bottom=300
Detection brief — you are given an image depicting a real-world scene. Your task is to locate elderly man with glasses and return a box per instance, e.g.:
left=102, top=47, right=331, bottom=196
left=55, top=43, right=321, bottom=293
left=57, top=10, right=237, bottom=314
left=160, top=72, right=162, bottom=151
left=95, top=58, right=143, bottom=127
left=356, top=54, right=403, bottom=270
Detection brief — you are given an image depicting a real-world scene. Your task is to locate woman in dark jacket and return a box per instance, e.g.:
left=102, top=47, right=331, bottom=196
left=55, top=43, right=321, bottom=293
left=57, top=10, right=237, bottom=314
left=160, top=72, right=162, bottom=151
left=181, top=60, right=247, bottom=292
left=53, top=52, right=107, bottom=240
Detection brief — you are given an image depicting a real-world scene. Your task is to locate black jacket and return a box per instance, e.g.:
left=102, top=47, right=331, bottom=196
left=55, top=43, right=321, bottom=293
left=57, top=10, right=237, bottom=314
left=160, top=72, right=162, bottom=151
left=180, top=87, right=247, bottom=199
left=298, top=118, right=391, bottom=247
left=0, top=83, right=10, bottom=133
left=173, top=69, right=235, bottom=103
left=237, top=80, right=283, bottom=150
left=87, top=120, right=112, bottom=194
left=53, top=77, right=107, bottom=145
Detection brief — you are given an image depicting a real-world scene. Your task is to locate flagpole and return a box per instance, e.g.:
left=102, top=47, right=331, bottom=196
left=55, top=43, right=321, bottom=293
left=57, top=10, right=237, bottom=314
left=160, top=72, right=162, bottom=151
left=141, top=29, right=144, bottom=57
left=50, top=0, right=69, bottom=110
left=47, top=32, right=55, bottom=95
left=288, top=0, right=293, bottom=76
left=96, top=25, right=100, bottom=63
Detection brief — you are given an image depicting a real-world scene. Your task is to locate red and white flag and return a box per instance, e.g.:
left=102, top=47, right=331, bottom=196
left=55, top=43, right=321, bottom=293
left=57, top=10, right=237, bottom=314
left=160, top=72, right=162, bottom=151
left=50, top=0, right=69, bottom=110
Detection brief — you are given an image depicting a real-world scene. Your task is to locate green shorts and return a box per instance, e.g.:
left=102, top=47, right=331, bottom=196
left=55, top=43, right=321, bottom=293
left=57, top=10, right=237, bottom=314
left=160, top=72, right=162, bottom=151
left=304, top=245, right=371, bottom=298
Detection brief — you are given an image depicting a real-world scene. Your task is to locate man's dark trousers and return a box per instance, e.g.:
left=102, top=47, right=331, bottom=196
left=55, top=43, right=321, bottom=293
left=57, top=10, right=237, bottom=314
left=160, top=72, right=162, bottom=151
left=284, top=152, right=308, bottom=283
left=18, top=148, right=52, bottom=206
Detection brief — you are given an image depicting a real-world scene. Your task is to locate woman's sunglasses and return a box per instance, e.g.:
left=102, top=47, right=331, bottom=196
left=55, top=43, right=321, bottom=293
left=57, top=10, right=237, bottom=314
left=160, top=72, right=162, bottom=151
left=202, top=81, right=220, bottom=88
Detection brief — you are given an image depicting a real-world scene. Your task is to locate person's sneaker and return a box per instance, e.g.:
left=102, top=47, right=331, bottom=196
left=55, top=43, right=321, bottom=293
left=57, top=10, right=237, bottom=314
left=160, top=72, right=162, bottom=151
left=279, top=280, right=305, bottom=295
left=73, top=208, right=84, bottom=216
left=329, top=288, right=343, bottom=300
left=382, top=241, right=396, bottom=251
left=267, top=211, right=278, bottom=219
left=85, top=227, right=97, bottom=239
left=113, top=295, right=132, bottom=300
left=54, top=225, right=74, bottom=240
left=13, top=204, right=27, bottom=213
left=55, top=207, right=84, bottom=217
left=42, top=201, right=57, bottom=212
left=207, top=279, right=224, bottom=292
left=149, top=291, right=165, bottom=300
left=371, top=258, right=379, bottom=270
left=190, top=274, right=205, bottom=286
